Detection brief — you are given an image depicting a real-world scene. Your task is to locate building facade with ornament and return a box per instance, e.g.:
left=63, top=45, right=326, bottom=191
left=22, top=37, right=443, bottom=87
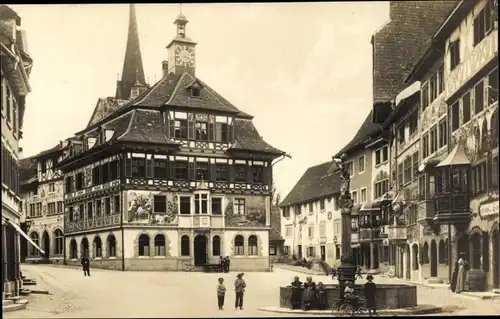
left=1, top=4, right=37, bottom=298
left=19, top=140, right=73, bottom=264
left=55, top=6, right=285, bottom=272
left=279, top=161, right=342, bottom=267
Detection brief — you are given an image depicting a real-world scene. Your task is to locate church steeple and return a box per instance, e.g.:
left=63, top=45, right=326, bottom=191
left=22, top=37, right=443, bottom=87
left=116, top=4, right=147, bottom=100
left=166, top=8, right=197, bottom=76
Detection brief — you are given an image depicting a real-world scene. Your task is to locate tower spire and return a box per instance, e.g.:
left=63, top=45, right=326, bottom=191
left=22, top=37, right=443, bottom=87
left=116, top=3, right=147, bottom=100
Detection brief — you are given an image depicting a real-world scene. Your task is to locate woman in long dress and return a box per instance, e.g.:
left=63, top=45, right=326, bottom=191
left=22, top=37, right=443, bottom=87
left=302, top=276, right=316, bottom=310
left=455, top=252, right=468, bottom=293
left=290, top=276, right=303, bottom=309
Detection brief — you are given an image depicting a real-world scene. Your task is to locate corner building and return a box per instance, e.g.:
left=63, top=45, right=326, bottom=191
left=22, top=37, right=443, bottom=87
left=56, top=10, right=284, bottom=271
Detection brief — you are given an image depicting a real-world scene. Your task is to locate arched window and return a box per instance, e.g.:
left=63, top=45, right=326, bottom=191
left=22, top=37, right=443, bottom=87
left=93, top=236, right=102, bottom=258
left=181, top=235, right=190, bottom=256
left=70, top=239, right=78, bottom=259
left=154, top=234, right=166, bottom=256
left=423, top=242, right=429, bottom=264
left=107, top=235, right=116, bottom=257
left=212, top=235, right=221, bottom=256
left=248, top=235, right=258, bottom=255
left=234, top=235, right=244, bottom=255
left=412, top=244, right=419, bottom=270
left=81, top=238, right=89, bottom=258
left=138, top=234, right=150, bottom=256
left=444, top=239, right=449, bottom=265
left=54, top=229, right=64, bottom=255
left=438, top=240, right=445, bottom=264
left=30, top=232, right=40, bottom=256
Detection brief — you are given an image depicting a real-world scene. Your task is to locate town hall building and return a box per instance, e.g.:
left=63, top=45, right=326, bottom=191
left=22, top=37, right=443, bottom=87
left=55, top=6, right=285, bottom=272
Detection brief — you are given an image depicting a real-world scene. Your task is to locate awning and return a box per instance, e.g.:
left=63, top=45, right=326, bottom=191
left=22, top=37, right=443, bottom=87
left=7, top=220, right=45, bottom=255
left=437, top=141, right=471, bottom=167
left=359, top=201, right=382, bottom=212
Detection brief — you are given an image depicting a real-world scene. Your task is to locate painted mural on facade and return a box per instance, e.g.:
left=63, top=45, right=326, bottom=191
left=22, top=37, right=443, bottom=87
left=126, top=190, right=178, bottom=224
left=224, top=195, right=267, bottom=227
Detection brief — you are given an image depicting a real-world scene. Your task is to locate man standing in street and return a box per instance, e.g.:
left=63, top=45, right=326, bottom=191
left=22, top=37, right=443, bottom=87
left=81, top=255, right=91, bottom=276
left=234, top=273, right=246, bottom=310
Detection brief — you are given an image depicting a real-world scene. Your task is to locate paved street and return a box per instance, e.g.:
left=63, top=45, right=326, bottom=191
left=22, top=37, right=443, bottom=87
left=5, top=264, right=500, bottom=318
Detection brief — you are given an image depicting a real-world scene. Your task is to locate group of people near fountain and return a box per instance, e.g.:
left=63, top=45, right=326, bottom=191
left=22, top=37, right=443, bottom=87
left=289, top=274, right=377, bottom=315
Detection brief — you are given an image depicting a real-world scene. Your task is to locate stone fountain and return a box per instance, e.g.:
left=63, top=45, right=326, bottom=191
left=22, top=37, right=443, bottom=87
left=267, top=154, right=441, bottom=315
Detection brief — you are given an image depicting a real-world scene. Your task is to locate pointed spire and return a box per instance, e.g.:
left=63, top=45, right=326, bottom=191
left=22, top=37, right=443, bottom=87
left=116, top=3, right=146, bottom=100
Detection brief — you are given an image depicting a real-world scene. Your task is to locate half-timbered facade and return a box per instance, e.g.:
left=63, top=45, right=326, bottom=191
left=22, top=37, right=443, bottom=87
left=437, top=0, right=499, bottom=291
left=1, top=4, right=35, bottom=299
left=20, top=141, right=69, bottom=264
left=56, top=9, right=284, bottom=272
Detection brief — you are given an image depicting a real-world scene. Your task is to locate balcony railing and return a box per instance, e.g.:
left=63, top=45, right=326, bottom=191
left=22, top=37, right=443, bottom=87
left=388, top=225, right=407, bottom=241
left=417, top=200, right=435, bottom=225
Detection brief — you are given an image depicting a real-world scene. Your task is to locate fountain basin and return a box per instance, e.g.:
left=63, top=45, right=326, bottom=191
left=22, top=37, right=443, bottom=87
left=280, top=284, right=417, bottom=309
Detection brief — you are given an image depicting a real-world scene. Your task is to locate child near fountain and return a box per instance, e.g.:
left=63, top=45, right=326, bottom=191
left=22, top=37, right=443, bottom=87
left=364, top=275, right=377, bottom=316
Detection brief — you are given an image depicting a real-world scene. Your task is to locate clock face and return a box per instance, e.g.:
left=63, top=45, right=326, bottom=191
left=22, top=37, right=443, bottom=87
left=175, top=45, right=195, bottom=67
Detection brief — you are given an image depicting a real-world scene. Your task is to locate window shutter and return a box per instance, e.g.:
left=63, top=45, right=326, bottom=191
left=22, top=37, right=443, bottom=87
left=146, top=159, right=153, bottom=178
left=169, top=160, right=176, bottom=179
left=188, top=162, right=196, bottom=180
left=188, top=115, right=195, bottom=139
left=210, top=162, right=216, bottom=182
left=228, top=124, right=234, bottom=143
left=246, top=165, right=253, bottom=183
left=263, top=164, right=271, bottom=186
left=228, top=164, right=235, bottom=183
left=208, top=123, right=214, bottom=141
left=125, top=158, right=132, bottom=177
left=168, top=119, right=175, bottom=138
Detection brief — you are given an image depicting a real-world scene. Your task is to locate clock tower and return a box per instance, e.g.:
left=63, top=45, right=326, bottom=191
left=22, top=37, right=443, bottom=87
left=166, top=12, right=197, bottom=76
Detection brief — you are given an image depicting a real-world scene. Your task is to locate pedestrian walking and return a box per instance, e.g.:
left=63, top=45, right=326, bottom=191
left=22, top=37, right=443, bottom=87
left=81, top=255, right=90, bottom=276
left=216, top=277, right=226, bottom=310
left=364, top=274, right=377, bottom=316
left=234, top=273, right=246, bottom=310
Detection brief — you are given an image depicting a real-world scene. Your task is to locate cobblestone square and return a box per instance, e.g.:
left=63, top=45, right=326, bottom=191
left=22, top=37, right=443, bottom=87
left=5, top=265, right=500, bottom=318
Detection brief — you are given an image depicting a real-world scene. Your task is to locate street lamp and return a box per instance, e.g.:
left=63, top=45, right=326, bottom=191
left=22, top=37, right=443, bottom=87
left=332, top=153, right=357, bottom=300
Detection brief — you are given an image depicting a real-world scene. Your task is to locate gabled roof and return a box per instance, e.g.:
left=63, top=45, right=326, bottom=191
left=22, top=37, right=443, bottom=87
left=230, top=119, right=284, bottom=155
left=335, top=110, right=382, bottom=157
left=87, top=97, right=128, bottom=128
left=280, top=161, right=341, bottom=207
left=19, top=157, right=37, bottom=184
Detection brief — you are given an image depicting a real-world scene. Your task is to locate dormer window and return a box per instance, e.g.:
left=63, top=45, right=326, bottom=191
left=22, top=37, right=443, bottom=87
left=104, top=129, right=115, bottom=142
left=191, top=87, right=201, bottom=98
left=87, top=137, right=97, bottom=150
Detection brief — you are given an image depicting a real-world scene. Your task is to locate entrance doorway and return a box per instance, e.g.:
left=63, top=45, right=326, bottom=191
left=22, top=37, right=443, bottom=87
left=493, top=230, right=499, bottom=289
left=81, top=238, right=89, bottom=258
left=297, top=245, right=302, bottom=260
left=42, top=231, right=50, bottom=259
left=430, top=239, right=437, bottom=277
left=194, top=234, right=207, bottom=266
left=320, top=245, right=326, bottom=261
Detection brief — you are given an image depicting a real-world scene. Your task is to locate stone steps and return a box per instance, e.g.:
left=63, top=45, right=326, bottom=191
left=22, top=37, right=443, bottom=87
left=2, top=297, right=29, bottom=313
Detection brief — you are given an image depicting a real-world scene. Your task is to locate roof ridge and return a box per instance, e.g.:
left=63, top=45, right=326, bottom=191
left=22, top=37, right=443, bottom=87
left=195, top=77, right=240, bottom=113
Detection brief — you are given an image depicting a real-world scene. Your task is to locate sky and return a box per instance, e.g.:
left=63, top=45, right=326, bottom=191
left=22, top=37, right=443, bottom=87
left=12, top=2, right=389, bottom=199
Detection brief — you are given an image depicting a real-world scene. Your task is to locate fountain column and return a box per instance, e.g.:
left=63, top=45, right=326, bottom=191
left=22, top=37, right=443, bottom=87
left=333, top=154, right=356, bottom=300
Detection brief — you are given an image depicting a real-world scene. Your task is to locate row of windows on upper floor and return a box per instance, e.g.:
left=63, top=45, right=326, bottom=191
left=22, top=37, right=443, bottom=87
left=344, top=145, right=390, bottom=178
left=64, top=158, right=268, bottom=193
left=281, top=195, right=336, bottom=218
left=448, top=0, right=496, bottom=72
left=283, top=220, right=342, bottom=238
left=26, top=200, right=63, bottom=218
left=1, top=73, right=20, bottom=139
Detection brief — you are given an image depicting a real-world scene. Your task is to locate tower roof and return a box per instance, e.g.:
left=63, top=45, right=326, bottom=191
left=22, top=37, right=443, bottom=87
left=116, top=4, right=146, bottom=100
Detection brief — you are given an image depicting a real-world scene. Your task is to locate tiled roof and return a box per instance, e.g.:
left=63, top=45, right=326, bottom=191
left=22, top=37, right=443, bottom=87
left=372, top=1, right=459, bottom=104
left=335, top=110, right=382, bottom=157
left=230, top=119, right=284, bottom=155
left=33, top=143, right=64, bottom=159
left=269, top=207, right=284, bottom=241
left=19, top=157, right=37, bottom=184
left=87, top=97, right=128, bottom=127
left=118, top=109, right=176, bottom=144
left=104, top=111, right=134, bottom=141
left=133, top=72, right=181, bottom=107
left=280, top=161, right=341, bottom=207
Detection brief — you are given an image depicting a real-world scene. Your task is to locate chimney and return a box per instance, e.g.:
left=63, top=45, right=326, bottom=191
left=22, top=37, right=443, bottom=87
left=162, top=61, right=169, bottom=77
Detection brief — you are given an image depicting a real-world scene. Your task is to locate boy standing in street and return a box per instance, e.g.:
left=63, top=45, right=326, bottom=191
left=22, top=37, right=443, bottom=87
left=217, top=277, right=226, bottom=310
left=364, top=274, right=377, bottom=316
